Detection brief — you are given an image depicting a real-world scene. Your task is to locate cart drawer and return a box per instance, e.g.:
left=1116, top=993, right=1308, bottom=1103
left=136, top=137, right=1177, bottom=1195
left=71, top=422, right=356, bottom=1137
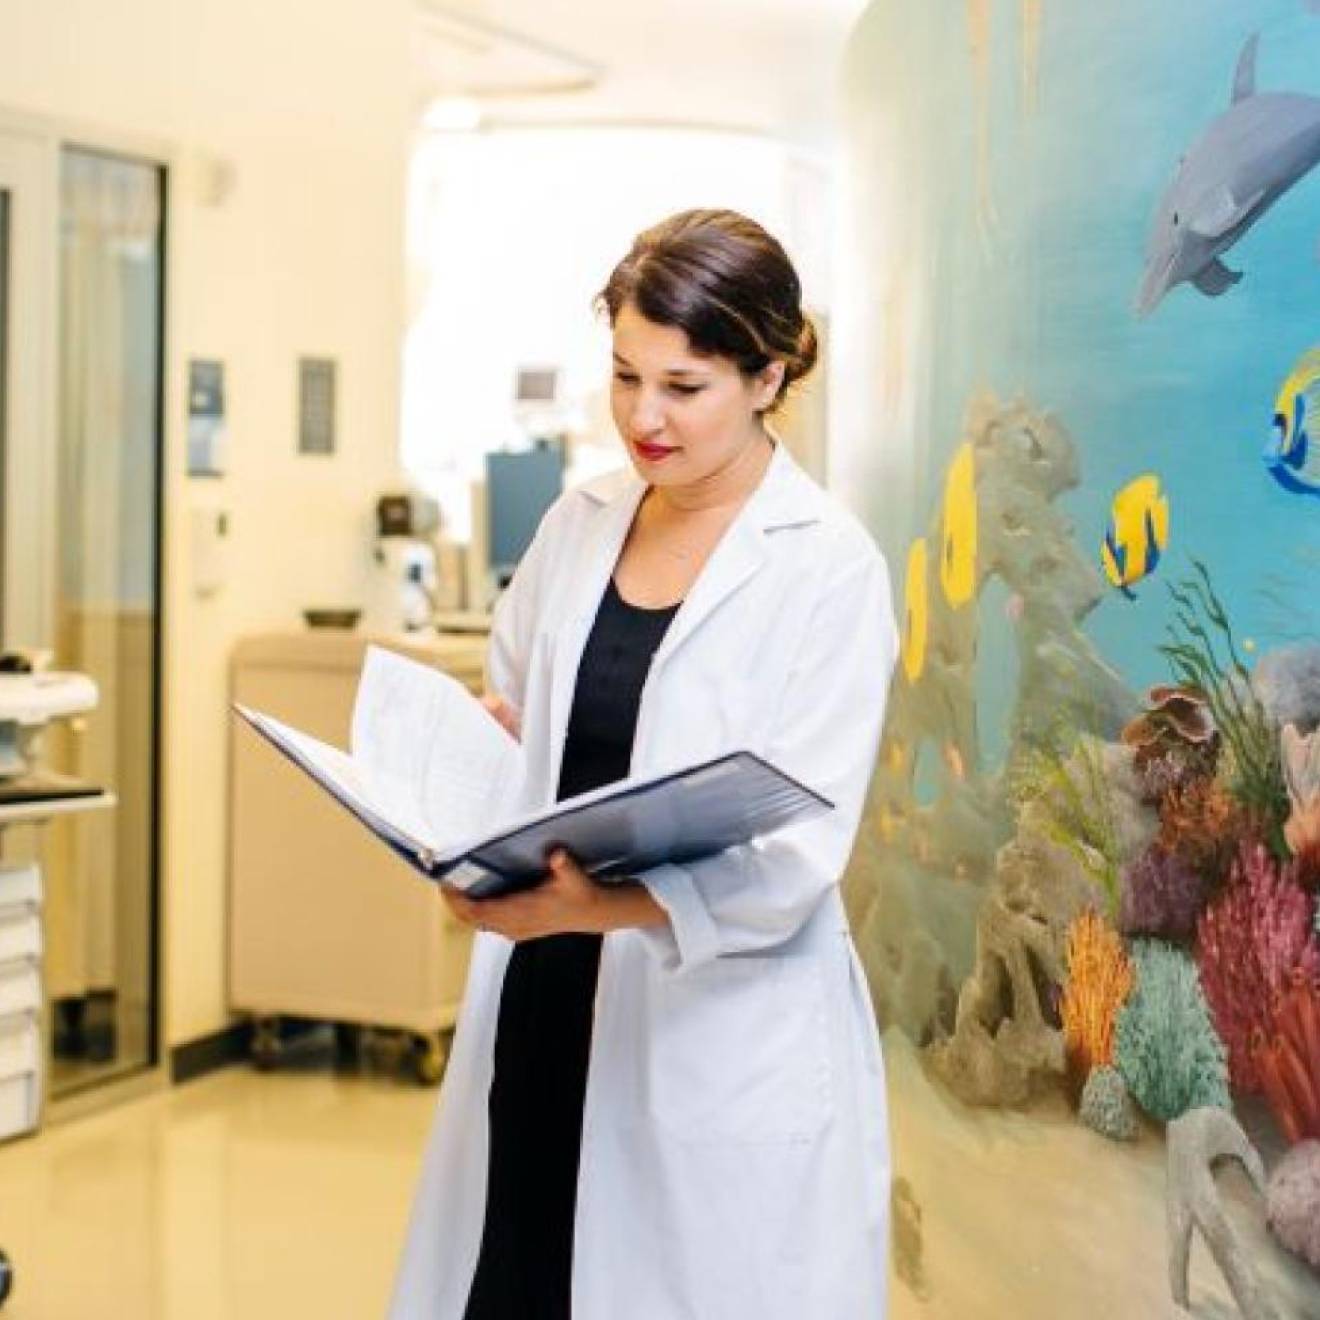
left=0, top=864, right=40, bottom=909
left=0, top=1014, right=37, bottom=1081
left=0, top=907, right=40, bottom=963
left=0, top=1069, right=38, bottom=1140
left=0, top=960, right=40, bottom=1018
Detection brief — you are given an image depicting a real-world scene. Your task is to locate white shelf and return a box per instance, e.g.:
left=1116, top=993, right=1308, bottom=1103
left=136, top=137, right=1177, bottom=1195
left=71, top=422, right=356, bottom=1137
left=0, top=792, right=117, bottom=827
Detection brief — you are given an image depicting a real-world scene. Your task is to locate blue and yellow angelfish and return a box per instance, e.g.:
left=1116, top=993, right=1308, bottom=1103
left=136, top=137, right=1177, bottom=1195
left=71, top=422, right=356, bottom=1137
left=1265, top=348, right=1320, bottom=498
left=1101, top=474, right=1169, bottom=600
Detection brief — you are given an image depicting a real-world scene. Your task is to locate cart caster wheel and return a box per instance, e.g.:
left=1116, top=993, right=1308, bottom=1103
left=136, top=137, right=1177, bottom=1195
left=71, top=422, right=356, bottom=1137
left=0, top=1247, right=14, bottom=1306
left=333, top=1022, right=363, bottom=1067
left=251, top=1017, right=282, bottom=1071
left=411, top=1033, right=448, bottom=1086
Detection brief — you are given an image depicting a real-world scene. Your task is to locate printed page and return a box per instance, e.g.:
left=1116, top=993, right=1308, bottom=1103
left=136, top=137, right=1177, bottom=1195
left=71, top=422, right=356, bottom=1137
left=350, top=646, right=524, bottom=850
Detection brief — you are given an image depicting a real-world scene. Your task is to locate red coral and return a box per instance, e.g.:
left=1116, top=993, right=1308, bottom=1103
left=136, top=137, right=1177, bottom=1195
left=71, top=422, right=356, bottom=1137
left=1254, top=971, right=1320, bottom=1145
left=1196, top=841, right=1320, bottom=1092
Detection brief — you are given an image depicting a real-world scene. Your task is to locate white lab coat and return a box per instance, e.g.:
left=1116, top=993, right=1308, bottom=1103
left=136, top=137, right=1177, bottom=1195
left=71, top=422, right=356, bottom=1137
left=389, top=439, right=898, bottom=1319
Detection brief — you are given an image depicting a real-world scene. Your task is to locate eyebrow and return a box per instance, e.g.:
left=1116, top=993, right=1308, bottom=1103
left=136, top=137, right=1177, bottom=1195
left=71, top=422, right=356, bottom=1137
left=612, top=352, right=709, bottom=378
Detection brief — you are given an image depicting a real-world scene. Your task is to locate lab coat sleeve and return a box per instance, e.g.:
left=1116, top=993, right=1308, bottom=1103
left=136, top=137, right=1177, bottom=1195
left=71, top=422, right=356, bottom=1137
left=634, top=545, right=898, bottom=972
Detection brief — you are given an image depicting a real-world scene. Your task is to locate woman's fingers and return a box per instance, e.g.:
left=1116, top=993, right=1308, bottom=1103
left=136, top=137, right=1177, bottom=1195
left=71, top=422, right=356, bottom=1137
left=441, top=886, right=481, bottom=928
left=479, top=692, right=521, bottom=742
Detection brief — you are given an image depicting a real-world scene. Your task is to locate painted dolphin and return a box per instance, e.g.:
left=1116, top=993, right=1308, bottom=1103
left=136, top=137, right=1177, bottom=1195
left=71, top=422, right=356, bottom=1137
left=1136, top=33, right=1320, bottom=315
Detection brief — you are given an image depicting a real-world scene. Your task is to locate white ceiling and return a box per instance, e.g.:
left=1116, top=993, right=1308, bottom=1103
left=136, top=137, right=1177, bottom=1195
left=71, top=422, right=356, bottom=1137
left=413, top=0, right=870, bottom=147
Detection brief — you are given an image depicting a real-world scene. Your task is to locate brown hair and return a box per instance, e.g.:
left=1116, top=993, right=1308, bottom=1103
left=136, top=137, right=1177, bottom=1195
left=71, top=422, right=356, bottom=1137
left=595, top=208, right=817, bottom=414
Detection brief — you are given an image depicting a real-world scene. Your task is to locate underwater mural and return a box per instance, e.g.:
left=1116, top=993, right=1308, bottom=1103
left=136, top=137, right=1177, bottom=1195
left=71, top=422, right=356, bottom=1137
left=840, top=2, right=1320, bottom=1316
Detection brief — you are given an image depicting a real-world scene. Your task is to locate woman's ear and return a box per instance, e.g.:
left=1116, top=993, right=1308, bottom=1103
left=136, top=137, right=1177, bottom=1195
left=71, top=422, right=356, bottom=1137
left=753, top=360, right=786, bottom=412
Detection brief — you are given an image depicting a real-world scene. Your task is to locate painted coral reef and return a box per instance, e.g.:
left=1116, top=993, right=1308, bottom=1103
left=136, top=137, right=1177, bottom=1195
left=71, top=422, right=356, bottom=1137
left=1060, top=909, right=1131, bottom=1086
left=846, top=412, right=1320, bottom=1286
left=1197, top=842, right=1320, bottom=1092
left=1115, top=939, right=1229, bottom=1122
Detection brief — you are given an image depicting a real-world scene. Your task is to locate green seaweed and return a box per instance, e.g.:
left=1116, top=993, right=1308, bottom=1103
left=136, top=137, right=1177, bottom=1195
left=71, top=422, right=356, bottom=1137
left=1114, top=939, right=1229, bottom=1123
left=1159, top=560, right=1288, bottom=850
left=1010, top=726, right=1121, bottom=917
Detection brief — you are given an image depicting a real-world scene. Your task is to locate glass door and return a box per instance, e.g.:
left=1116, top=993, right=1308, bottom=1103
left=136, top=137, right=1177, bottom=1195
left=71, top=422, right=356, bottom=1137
left=0, top=131, right=165, bottom=1102
left=45, top=147, right=164, bottom=1095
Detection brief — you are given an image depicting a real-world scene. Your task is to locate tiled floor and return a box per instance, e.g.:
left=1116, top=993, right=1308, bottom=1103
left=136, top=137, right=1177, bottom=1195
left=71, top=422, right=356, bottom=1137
left=0, top=1052, right=439, bottom=1319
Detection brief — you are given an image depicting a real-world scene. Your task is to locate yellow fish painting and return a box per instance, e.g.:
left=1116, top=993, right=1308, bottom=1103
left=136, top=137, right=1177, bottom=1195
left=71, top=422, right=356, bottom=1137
left=940, top=442, right=978, bottom=607
left=1100, top=474, right=1169, bottom=600
left=902, top=538, right=930, bottom=683
left=1265, top=347, right=1320, bottom=498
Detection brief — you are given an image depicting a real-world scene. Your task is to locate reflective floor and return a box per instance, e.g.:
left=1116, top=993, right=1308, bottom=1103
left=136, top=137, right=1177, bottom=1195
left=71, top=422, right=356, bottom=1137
left=0, top=1053, right=438, bottom=1319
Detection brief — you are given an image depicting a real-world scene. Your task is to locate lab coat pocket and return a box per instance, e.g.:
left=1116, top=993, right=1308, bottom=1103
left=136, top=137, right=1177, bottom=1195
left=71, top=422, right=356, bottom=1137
left=647, top=954, right=833, bottom=1145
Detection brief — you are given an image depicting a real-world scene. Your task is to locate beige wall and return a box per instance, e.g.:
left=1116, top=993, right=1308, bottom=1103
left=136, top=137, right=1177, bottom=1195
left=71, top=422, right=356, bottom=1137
left=0, top=0, right=421, bottom=1046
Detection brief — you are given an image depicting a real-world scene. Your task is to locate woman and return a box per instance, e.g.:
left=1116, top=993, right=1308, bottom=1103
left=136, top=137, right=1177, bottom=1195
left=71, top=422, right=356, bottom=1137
left=390, top=209, right=898, bottom=1319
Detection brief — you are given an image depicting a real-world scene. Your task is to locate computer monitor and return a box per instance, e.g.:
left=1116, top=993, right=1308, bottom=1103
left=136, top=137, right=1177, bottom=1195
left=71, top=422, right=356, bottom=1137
left=485, top=443, right=565, bottom=588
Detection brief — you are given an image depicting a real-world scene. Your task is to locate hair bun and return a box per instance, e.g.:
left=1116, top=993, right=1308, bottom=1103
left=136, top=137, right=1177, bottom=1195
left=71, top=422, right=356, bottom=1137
left=785, top=315, right=819, bottom=388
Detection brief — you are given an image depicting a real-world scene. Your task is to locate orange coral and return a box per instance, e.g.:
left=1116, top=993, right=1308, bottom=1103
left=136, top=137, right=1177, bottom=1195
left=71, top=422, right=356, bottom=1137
left=1061, top=910, right=1135, bottom=1088
left=1158, top=776, right=1251, bottom=879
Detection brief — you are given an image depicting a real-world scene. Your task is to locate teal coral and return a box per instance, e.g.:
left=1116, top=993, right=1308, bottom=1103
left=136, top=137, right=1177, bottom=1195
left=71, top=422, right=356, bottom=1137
left=1079, top=1065, right=1139, bottom=1141
left=1116, top=939, right=1230, bottom=1122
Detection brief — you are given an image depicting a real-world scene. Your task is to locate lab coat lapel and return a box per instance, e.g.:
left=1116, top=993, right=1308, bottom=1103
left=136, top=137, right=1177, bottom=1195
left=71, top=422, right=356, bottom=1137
left=543, top=441, right=820, bottom=792
left=650, top=439, right=815, bottom=674
left=648, top=515, right=765, bottom=673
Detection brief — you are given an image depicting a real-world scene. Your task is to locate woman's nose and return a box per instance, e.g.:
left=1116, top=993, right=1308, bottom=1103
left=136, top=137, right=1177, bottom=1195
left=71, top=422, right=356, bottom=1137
left=628, top=388, right=666, bottom=436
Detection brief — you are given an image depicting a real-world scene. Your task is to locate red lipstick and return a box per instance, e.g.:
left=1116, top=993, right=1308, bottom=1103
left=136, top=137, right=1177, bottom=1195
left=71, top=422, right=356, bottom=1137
left=635, top=442, right=676, bottom=462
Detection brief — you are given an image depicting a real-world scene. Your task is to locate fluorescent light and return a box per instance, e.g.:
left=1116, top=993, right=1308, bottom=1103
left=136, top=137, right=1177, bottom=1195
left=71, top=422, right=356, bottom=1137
left=422, top=97, right=484, bottom=132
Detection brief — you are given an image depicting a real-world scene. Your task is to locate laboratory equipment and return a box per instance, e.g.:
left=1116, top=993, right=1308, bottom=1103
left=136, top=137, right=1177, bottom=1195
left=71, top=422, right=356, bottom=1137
left=0, top=663, right=99, bottom=791
left=485, top=442, right=564, bottom=590
left=364, top=491, right=443, bottom=633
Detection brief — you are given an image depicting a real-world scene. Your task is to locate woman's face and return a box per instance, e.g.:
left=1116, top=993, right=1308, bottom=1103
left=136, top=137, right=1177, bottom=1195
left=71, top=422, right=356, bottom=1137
left=609, top=301, right=783, bottom=486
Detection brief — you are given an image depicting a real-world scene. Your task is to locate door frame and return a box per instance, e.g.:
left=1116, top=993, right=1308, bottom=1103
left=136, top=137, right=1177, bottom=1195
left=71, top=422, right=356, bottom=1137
left=0, top=105, right=175, bottom=1120
left=0, top=122, right=58, bottom=650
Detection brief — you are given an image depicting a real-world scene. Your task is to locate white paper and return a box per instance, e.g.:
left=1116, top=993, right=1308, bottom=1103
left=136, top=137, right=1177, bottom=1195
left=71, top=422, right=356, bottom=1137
left=349, top=646, right=524, bottom=849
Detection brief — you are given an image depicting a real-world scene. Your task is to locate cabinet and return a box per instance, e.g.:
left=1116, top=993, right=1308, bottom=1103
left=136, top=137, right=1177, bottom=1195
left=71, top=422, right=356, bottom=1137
left=228, top=631, right=486, bottom=1080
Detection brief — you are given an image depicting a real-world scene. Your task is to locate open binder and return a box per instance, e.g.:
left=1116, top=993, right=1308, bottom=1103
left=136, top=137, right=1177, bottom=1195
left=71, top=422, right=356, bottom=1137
left=231, top=645, right=832, bottom=900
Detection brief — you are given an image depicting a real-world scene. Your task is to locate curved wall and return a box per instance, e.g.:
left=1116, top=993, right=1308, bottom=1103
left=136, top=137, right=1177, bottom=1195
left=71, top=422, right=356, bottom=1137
left=838, top=4, right=1320, bottom=1314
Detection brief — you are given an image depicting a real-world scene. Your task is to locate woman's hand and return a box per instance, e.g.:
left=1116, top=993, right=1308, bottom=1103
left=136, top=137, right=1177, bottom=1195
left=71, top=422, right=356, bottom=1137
left=442, top=850, right=606, bottom=941
left=479, top=692, right=521, bottom=743
left=441, top=850, right=671, bottom=942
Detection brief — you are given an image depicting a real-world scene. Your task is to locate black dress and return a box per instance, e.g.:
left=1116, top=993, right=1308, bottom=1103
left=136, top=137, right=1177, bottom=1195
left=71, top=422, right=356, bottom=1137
left=462, top=576, right=682, bottom=1320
